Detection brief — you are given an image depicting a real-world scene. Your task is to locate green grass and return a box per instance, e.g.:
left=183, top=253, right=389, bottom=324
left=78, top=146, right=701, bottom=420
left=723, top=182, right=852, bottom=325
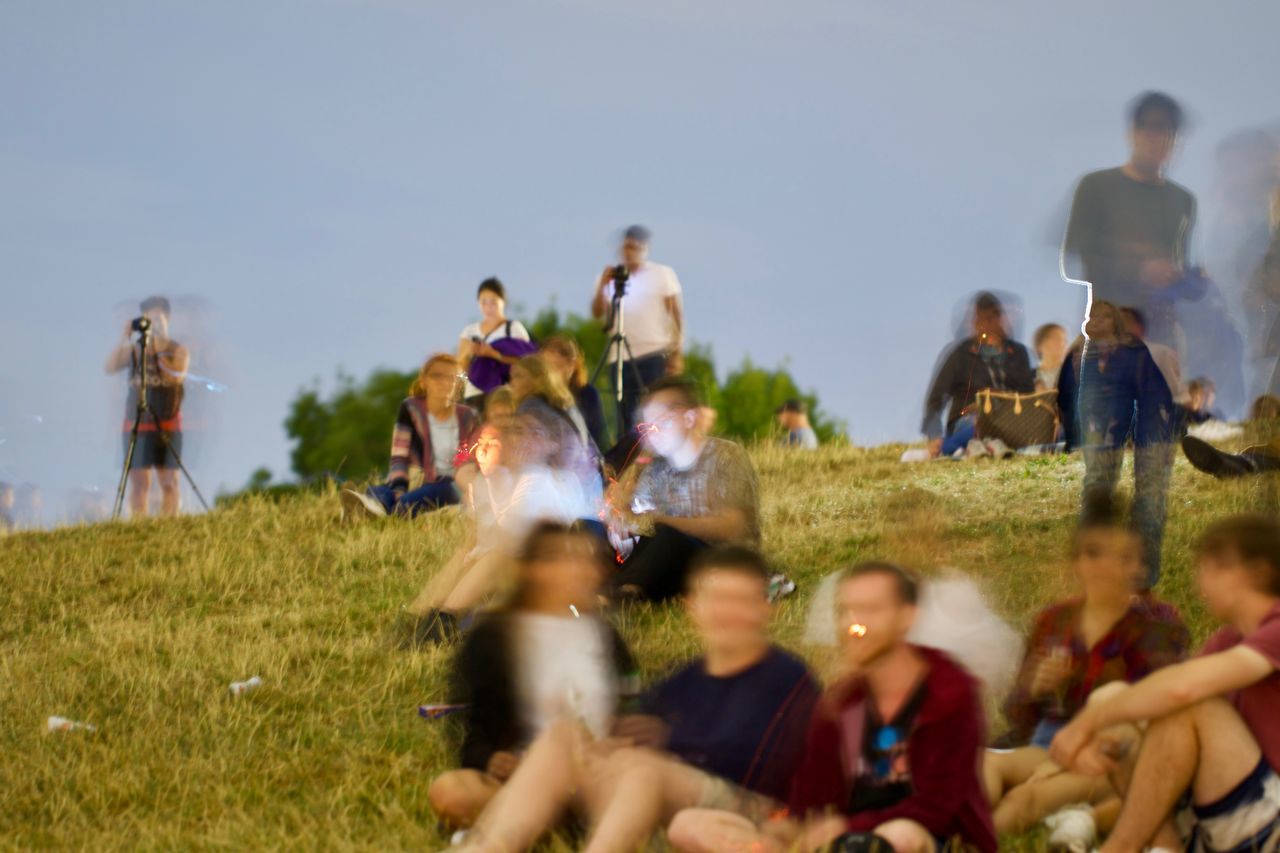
left=2, top=444, right=1274, bottom=850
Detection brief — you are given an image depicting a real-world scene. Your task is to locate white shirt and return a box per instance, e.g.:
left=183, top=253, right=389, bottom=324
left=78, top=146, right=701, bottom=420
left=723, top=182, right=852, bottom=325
left=490, top=464, right=593, bottom=554
left=514, top=612, right=617, bottom=740
left=427, top=413, right=459, bottom=477
left=600, top=262, right=682, bottom=360
left=459, top=319, right=531, bottom=399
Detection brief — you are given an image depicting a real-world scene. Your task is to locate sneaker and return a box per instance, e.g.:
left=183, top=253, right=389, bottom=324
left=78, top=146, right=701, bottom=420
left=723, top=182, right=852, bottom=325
left=1045, top=803, right=1096, bottom=853
left=768, top=573, right=797, bottom=602
left=395, top=609, right=458, bottom=650
left=341, top=488, right=387, bottom=520
left=966, top=439, right=990, bottom=458
left=1181, top=436, right=1255, bottom=479
left=985, top=438, right=1014, bottom=459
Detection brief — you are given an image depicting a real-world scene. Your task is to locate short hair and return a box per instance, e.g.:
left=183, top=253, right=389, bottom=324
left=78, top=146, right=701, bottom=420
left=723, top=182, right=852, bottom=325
left=1250, top=394, right=1280, bottom=421
left=1196, top=514, right=1280, bottom=596
left=1033, top=323, right=1065, bottom=350
left=1119, top=306, right=1147, bottom=336
left=776, top=398, right=807, bottom=415
left=1188, top=377, right=1216, bottom=395
left=477, top=277, right=506, bottom=301
left=140, top=295, right=171, bottom=317
left=1130, top=91, right=1183, bottom=133
left=643, top=375, right=701, bottom=411
left=973, top=291, right=1003, bottom=315
left=687, top=545, right=771, bottom=593
left=837, top=561, right=919, bottom=605
left=622, top=224, right=651, bottom=244
left=519, top=520, right=601, bottom=563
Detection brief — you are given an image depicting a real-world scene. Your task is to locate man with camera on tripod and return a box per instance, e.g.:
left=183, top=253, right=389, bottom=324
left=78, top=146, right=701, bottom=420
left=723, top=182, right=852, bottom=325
left=105, top=296, right=190, bottom=518
left=591, top=225, right=685, bottom=437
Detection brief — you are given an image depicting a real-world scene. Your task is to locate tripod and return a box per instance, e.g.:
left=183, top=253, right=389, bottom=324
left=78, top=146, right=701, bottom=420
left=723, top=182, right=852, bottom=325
left=589, top=278, right=647, bottom=439
left=112, top=322, right=210, bottom=520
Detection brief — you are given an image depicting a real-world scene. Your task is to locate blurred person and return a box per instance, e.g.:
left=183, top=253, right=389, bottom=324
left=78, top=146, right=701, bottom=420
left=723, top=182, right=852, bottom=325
left=606, top=377, right=760, bottom=602
left=1063, top=92, right=1207, bottom=354
left=1184, top=377, right=1223, bottom=424
left=511, top=355, right=605, bottom=513
left=1245, top=189, right=1280, bottom=396
left=481, top=386, right=516, bottom=427
left=457, top=546, right=819, bottom=852
left=0, top=481, right=13, bottom=533
left=407, top=401, right=600, bottom=643
left=458, top=278, right=536, bottom=410
left=541, top=334, right=608, bottom=452
left=985, top=494, right=1189, bottom=836
left=590, top=225, right=685, bottom=433
left=105, top=295, right=190, bottom=518
left=427, top=522, right=637, bottom=828
left=341, top=353, right=479, bottom=520
left=1057, top=301, right=1176, bottom=591
left=1050, top=514, right=1280, bottom=853
left=922, top=291, right=1035, bottom=457
left=668, top=562, right=997, bottom=853
left=1181, top=392, right=1280, bottom=479
left=1119, top=306, right=1183, bottom=400
left=776, top=398, right=819, bottom=449
left=1034, top=323, right=1069, bottom=391
left=14, top=482, right=43, bottom=528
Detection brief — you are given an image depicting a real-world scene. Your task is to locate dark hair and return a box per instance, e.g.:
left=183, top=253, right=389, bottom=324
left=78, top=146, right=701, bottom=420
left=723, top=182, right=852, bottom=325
left=140, top=295, right=171, bottom=317
left=643, top=375, right=701, bottom=411
left=1119, top=306, right=1147, bottom=336
left=1130, top=91, right=1183, bottom=133
left=507, top=521, right=608, bottom=609
left=687, top=545, right=771, bottom=593
left=1032, top=323, right=1065, bottom=351
left=777, top=398, right=807, bottom=415
left=1250, top=394, right=1280, bottom=422
left=1197, top=514, right=1280, bottom=596
left=477, top=277, right=506, bottom=301
left=838, top=561, right=919, bottom=605
left=973, top=291, right=1003, bottom=315
left=622, top=224, right=651, bottom=244
left=1188, top=377, right=1216, bottom=395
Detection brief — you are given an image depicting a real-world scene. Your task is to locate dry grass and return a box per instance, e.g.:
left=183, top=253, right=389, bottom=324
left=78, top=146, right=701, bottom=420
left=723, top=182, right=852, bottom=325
left=1, top=443, right=1273, bottom=850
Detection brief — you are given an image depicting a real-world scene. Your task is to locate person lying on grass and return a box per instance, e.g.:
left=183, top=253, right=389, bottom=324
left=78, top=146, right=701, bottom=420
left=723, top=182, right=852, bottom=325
left=454, top=546, right=818, bottom=853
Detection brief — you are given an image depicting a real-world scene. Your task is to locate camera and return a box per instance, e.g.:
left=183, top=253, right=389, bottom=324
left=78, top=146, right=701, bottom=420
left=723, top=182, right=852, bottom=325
left=610, top=264, right=630, bottom=295
left=131, top=316, right=152, bottom=334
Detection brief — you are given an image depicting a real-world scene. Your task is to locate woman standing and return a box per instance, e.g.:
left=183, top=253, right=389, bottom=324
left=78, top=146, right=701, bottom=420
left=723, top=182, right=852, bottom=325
left=459, top=278, right=534, bottom=410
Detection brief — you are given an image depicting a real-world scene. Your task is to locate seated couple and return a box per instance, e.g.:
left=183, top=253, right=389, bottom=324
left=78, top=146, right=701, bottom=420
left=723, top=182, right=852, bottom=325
left=432, top=529, right=999, bottom=853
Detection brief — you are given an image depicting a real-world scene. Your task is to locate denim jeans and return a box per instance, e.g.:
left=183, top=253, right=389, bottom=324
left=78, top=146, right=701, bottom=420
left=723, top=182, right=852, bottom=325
left=368, top=478, right=459, bottom=517
left=612, top=353, right=669, bottom=435
left=941, top=414, right=977, bottom=457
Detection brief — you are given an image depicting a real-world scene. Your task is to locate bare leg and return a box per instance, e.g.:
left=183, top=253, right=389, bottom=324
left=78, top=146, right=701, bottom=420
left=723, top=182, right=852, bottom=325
left=668, top=808, right=783, bottom=853
left=128, top=468, right=151, bottom=517
left=442, top=551, right=516, bottom=613
left=994, top=767, right=1112, bottom=834
left=983, top=747, right=1050, bottom=805
left=157, top=469, right=181, bottom=517
left=407, top=548, right=475, bottom=616
left=428, top=769, right=502, bottom=828
left=875, top=819, right=939, bottom=853
left=581, top=748, right=713, bottom=853
left=1101, top=698, right=1263, bottom=853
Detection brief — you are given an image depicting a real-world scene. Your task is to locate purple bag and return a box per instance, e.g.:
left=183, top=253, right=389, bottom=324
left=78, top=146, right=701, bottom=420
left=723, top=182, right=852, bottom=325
left=468, top=322, right=539, bottom=393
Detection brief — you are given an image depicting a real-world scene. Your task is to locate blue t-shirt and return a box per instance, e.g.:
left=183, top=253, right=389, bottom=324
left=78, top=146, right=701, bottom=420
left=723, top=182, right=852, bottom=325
left=642, top=646, right=819, bottom=801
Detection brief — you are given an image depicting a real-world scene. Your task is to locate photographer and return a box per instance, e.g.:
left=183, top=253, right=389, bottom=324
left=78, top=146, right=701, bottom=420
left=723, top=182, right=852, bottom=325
left=591, top=225, right=685, bottom=433
left=105, top=296, right=190, bottom=518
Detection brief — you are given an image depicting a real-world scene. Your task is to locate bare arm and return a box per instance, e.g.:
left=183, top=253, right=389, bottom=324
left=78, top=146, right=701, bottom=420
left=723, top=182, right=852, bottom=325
left=652, top=507, right=749, bottom=544
left=157, top=343, right=190, bottom=386
left=591, top=266, right=613, bottom=320
left=105, top=322, right=134, bottom=373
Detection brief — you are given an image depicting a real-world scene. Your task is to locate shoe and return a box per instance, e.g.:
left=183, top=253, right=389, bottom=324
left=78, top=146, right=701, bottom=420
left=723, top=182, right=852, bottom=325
left=985, top=438, right=1014, bottom=459
left=341, top=488, right=387, bottom=519
left=396, top=610, right=458, bottom=650
left=1181, top=436, right=1255, bottom=479
left=966, top=439, right=990, bottom=458
left=1045, top=803, right=1096, bottom=853
left=768, top=574, right=797, bottom=602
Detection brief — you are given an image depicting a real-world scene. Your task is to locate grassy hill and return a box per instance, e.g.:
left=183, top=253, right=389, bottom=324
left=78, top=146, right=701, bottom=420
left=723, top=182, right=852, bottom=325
left=1, top=443, right=1272, bottom=850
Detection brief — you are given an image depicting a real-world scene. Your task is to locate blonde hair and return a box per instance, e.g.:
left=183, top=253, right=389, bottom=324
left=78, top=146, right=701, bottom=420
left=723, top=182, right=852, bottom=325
left=541, top=335, right=589, bottom=390
left=511, top=354, right=574, bottom=411
left=409, top=353, right=459, bottom=400
left=484, top=386, right=516, bottom=422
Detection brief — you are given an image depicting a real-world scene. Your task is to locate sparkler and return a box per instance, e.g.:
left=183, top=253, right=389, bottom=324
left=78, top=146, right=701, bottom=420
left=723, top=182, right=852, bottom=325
left=848, top=623, right=868, bottom=638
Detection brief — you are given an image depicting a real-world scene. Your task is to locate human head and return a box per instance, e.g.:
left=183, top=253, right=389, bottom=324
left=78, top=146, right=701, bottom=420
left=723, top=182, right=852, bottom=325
left=1128, top=91, right=1183, bottom=174
left=484, top=386, right=517, bottom=425
left=1188, top=378, right=1216, bottom=413
left=1033, top=323, right=1068, bottom=368
left=620, top=224, right=651, bottom=269
left=1085, top=300, right=1125, bottom=342
left=510, top=521, right=607, bottom=614
left=1073, top=491, right=1144, bottom=596
left=1195, top=514, right=1280, bottom=620
left=1119, top=306, right=1147, bottom=340
left=972, top=292, right=1005, bottom=342
left=139, top=295, right=171, bottom=338
left=540, top=335, right=588, bottom=391
left=639, top=376, right=702, bottom=458
left=0, top=481, right=13, bottom=511
left=685, top=546, right=773, bottom=657
left=1250, top=394, right=1280, bottom=422
left=834, top=561, right=919, bottom=669
left=409, top=353, right=460, bottom=406
left=472, top=422, right=504, bottom=477
left=510, top=355, right=574, bottom=410
left=775, top=398, right=807, bottom=431
left=477, top=277, right=507, bottom=323
left=512, top=398, right=569, bottom=468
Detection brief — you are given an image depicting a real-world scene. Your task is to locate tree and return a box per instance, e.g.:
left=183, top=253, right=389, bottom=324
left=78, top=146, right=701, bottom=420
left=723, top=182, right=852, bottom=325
left=284, top=368, right=415, bottom=483
left=717, top=357, right=844, bottom=444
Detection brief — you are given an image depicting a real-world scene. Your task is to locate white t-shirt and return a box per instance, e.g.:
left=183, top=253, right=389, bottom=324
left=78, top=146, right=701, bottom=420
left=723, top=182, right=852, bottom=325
left=599, top=262, right=682, bottom=360
left=427, top=413, right=459, bottom=477
left=459, top=319, right=531, bottom=399
left=514, top=612, right=617, bottom=740
left=490, top=464, right=593, bottom=554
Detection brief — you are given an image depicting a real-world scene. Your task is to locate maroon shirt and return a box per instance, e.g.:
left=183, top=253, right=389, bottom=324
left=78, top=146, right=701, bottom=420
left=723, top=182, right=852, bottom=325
left=788, top=646, right=997, bottom=852
left=1201, top=601, right=1280, bottom=771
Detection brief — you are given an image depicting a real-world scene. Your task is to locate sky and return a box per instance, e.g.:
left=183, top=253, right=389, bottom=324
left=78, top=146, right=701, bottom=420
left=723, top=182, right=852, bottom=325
left=2, top=0, right=1279, bottom=523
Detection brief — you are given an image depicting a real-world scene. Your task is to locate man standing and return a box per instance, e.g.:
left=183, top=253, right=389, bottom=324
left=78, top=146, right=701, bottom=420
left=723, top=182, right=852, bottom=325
left=105, top=296, right=190, bottom=518
left=591, top=225, right=684, bottom=434
left=777, top=399, right=820, bottom=449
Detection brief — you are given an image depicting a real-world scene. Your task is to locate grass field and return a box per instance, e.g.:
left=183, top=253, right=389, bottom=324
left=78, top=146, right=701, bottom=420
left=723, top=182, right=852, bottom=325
left=2, top=443, right=1273, bottom=851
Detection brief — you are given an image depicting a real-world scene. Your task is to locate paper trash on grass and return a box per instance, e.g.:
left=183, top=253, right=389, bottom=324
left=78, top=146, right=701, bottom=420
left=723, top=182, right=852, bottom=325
left=48, top=716, right=97, bottom=733
left=419, top=704, right=467, bottom=720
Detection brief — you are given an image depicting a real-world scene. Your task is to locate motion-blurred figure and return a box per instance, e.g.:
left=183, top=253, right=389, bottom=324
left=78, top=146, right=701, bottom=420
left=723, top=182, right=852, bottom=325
left=1033, top=323, right=1068, bottom=392
left=0, top=481, right=14, bottom=533
left=1246, top=189, right=1280, bottom=396
left=105, top=296, right=190, bottom=518
left=776, top=398, right=818, bottom=449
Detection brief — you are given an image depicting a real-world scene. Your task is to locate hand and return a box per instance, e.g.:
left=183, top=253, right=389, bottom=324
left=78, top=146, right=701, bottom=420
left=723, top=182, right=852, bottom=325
left=1030, top=649, right=1073, bottom=698
left=597, top=265, right=616, bottom=292
left=927, top=438, right=943, bottom=458
left=1048, top=710, right=1098, bottom=774
left=476, top=343, right=501, bottom=360
left=485, top=750, right=520, bottom=781
left=612, top=714, right=669, bottom=749
left=1139, top=258, right=1180, bottom=288
left=665, top=351, right=684, bottom=376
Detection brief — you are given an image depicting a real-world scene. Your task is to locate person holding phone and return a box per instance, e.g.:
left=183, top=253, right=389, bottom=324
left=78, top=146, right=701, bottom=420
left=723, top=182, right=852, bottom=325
left=458, top=278, right=533, bottom=410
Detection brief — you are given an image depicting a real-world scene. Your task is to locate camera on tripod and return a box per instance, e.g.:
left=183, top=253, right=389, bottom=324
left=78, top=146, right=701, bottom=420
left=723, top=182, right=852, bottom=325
left=131, top=315, right=152, bottom=335
left=610, top=264, right=630, bottom=296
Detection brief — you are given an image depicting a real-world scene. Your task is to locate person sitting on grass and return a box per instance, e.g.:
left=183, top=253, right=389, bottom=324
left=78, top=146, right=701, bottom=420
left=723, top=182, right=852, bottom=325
left=1050, top=514, right=1280, bottom=853
left=776, top=398, right=820, bottom=449
left=1181, top=393, right=1280, bottom=479
left=454, top=546, right=819, bottom=852
left=668, top=561, right=997, bottom=853
left=985, top=493, right=1189, bottom=838
left=1033, top=322, right=1069, bottom=392
left=606, top=376, right=760, bottom=602
left=510, top=354, right=604, bottom=505
left=541, top=334, right=609, bottom=453
left=427, top=522, right=637, bottom=830
left=341, top=353, right=479, bottom=520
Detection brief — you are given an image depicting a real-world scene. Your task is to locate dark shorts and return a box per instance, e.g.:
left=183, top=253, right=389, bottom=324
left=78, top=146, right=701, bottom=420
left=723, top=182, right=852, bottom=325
left=1178, top=759, right=1280, bottom=852
left=124, top=430, right=183, bottom=470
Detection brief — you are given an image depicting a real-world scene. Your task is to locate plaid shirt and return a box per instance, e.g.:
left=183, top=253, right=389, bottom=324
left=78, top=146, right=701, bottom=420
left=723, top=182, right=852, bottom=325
left=1002, top=596, right=1190, bottom=745
left=630, top=437, right=761, bottom=544
left=386, top=398, right=480, bottom=493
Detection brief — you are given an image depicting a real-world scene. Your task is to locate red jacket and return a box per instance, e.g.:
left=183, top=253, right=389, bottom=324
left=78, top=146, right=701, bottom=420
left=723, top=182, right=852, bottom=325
left=788, top=646, right=997, bottom=853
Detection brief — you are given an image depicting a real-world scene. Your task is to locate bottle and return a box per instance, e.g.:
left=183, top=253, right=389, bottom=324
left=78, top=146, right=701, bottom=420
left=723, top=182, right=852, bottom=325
left=229, top=676, right=263, bottom=697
